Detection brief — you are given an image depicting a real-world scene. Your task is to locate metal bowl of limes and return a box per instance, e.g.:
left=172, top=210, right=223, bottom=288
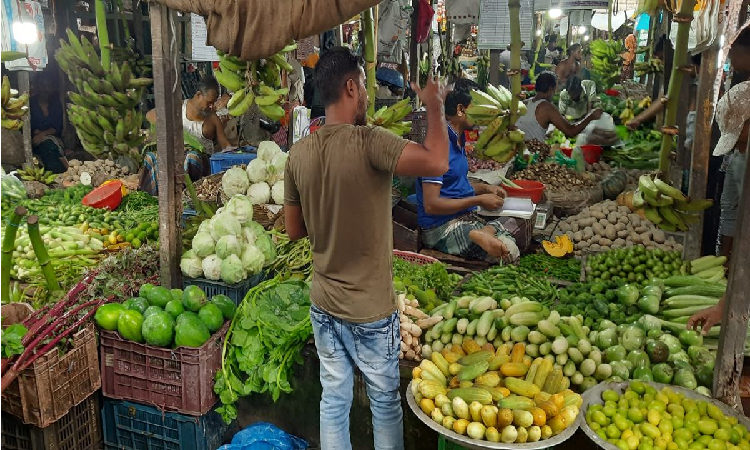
left=580, top=380, right=750, bottom=450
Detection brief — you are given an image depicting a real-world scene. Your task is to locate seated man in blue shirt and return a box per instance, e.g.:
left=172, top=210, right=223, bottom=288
left=416, top=79, right=520, bottom=262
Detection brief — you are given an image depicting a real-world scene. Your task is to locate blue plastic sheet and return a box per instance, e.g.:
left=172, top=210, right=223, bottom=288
left=218, top=422, right=308, bottom=450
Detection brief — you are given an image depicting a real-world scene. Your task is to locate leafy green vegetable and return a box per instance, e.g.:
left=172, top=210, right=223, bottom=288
left=215, top=278, right=312, bottom=424
left=392, top=258, right=461, bottom=302
left=1, top=324, right=27, bottom=358
left=518, top=253, right=581, bottom=282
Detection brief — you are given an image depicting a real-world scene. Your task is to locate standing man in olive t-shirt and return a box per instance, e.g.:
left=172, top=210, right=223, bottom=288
left=284, top=47, right=450, bottom=450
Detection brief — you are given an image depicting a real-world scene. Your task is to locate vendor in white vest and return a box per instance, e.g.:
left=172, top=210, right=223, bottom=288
left=516, top=72, right=603, bottom=142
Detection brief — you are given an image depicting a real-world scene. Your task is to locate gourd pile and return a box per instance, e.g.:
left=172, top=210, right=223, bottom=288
left=413, top=336, right=583, bottom=443
left=220, top=141, right=286, bottom=205
left=555, top=200, right=683, bottom=256
left=59, top=159, right=131, bottom=187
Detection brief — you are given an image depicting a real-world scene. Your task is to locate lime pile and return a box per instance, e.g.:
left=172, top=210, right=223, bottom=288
left=586, top=380, right=750, bottom=450
left=94, top=283, right=237, bottom=348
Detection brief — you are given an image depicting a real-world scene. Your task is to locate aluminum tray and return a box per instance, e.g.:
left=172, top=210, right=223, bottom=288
left=580, top=381, right=750, bottom=450
left=405, top=381, right=582, bottom=450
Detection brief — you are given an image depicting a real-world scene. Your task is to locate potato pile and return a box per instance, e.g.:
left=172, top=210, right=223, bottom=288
left=60, top=159, right=131, bottom=187
left=555, top=200, right=683, bottom=257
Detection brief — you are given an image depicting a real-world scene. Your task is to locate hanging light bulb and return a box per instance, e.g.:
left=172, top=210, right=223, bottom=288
left=583, top=35, right=590, bottom=41
left=12, top=20, right=37, bottom=45
left=548, top=8, right=563, bottom=19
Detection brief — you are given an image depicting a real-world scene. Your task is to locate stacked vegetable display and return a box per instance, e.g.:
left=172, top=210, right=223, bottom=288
left=221, top=141, right=286, bottom=205
left=412, top=335, right=583, bottom=443
left=585, top=247, right=685, bottom=285
left=585, top=381, right=750, bottom=450
left=180, top=195, right=275, bottom=284
left=459, top=265, right=560, bottom=306
left=94, top=284, right=234, bottom=348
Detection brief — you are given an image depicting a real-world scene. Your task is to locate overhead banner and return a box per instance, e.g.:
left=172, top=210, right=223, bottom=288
left=190, top=13, right=217, bottom=61
left=559, top=0, right=608, bottom=8
left=477, top=0, right=533, bottom=49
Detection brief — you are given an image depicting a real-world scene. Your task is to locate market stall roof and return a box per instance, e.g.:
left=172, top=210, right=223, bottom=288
left=151, top=0, right=379, bottom=60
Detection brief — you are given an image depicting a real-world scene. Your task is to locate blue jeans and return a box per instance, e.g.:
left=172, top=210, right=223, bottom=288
left=310, top=304, right=404, bottom=450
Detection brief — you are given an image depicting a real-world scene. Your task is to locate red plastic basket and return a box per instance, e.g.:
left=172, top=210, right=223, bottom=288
left=504, top=180, right=546, bottom=203
left=393, top=250, right=439, bottom=266
left=580, top=145, right=603, bottom=164
left=99, top=321, right=229, bottom=416
left=605, top=89, right=621, bottom=97
left=81, top=181, right=123, bottom=210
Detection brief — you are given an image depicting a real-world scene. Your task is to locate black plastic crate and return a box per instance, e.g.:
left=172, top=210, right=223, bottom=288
left=1, top=394, right=102, bottom=450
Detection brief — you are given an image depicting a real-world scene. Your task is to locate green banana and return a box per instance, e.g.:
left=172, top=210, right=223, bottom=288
left=259, top=103, right=285, bottom=121
left=638, top=174, right=659, bottom=197
left=215, top=69, right=245, bottom=92
left=653, top=177, right=687, bottom=202
left=229, top=88, right=255, bottom=117
left=643, top=206, right=663, bottom=224
left=674, top=198, right=713, bottom=212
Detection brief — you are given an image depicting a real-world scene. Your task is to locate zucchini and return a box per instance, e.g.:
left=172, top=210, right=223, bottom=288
left=662, top=276, right=708, bottom=288
left=665, top=285, right=725, bottom=298
left=476, top=311, right=494, bottom=337
left=447, top=387, right=494, bottom=405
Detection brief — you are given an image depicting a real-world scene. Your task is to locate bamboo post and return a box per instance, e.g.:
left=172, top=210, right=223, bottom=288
left=96, top=0, right=111, bottom=71
left=26, top=215, right=61, bottom=295
left=508, top=0, right=523, bottom=123
left=409, top=0, right=419, bottom=85
left=17, top=73, right=33, bottom=165
left=683, top=45, right=718, bottom=260
left=150, top=4, right=183, bottom=288
left=657, top=0, right=696, bottom=175
left=1, top=207, right=27, bottom=303
left=363, top=8, right=377, bottom=116
left=608, top=0, right=613, bottom=39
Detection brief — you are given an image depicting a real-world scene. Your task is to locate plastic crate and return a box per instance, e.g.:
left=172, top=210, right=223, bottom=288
left=102, top=399, right=228, bottom=450
left=209, top=151, right=257, bottom=174
left=438, top=436, right=469, bottom=450
left=2, top=323, right=101, bottom=428
left=183, top=271, right=266, bottom=306
left=404, top=111, right=427, bottom=144
left=393, top=250, right=439, bottom=266
left=99, top=321, right=229, bottom=416
left=1, top=394, right=102, bottom=450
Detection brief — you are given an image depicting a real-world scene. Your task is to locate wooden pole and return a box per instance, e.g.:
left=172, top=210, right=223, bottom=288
left=714, top=151, right=750, bottom=411
left=683, top=45, right=718, bottom=260
left=409, top=0, right=419, bottom=85
left=18, top=72, right=33, bottom=165
left=508, top=0, right=522, bottom=124
left=149, top=4, right=183, bottom=289
left=490, top=50, right=501, bottom=87
left=362, top=8, right=377, bottom=116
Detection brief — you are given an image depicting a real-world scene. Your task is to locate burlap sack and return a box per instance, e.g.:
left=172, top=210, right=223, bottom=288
left=153, top=0, right=379, bottom=61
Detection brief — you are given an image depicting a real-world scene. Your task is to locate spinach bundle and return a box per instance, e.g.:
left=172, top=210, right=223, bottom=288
left=215, top=278, right=312, bottom=424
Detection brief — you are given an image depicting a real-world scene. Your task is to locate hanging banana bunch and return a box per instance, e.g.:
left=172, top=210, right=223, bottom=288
left=633, top=174, right=712, bottom=231
left=590, top=39, right=624, bottom=89
left=466, top=84, right=527, bottom=164
left=111, top=45, right=152, bottom=78
left=55, top=29, right=151, bottom=158
left=214, top=43, right=297, bottom=121
left=16, top=164, right=57, bottom=185
left=1, top=76, right=28, bottom=130
left=476, top=52, right=490, bottom=91
left=634, top=58, right=664, bottom=77
left=369, top=98, right=413, bottom=136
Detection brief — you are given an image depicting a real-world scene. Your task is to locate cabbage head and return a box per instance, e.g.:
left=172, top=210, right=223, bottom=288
left=267, top=152, right=288, bottom=185
left=247, top=182, right=271, bottom=205
left=254, top=232, right=276, bottom=266
left=220, top=254, right=246, bottom=284
left=215, top=235, right=242, bottom=259
left=271, top=181, right=284, bottom=205
left=197, top=220, right=211, bottom=234
left=240, top=245, right=264, bottom=274
left=225, top=195, right=254, bottom=224
left=192, top=232, right=215, bottom=258
left=210, top=213, right=242, bottom=241
left=221, top=167, right=250, bottom=198
left=245, top=221, right=266, bottom=243
left=202, top=254, right=223, bottom=281
left=257, top=141, right=282, bottom=162
left=246, top=158, right=268, bottom=183
left=180, top=251, right=203, bottom=278
left=620, top=325, right=646, bottom=352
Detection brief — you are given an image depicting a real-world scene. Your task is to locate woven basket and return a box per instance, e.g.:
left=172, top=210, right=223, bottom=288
left=254, top=204, right=284, bottom=229
left=548, top=186, right=603, bottom=217
left=393, top=250, right=439, bottom=266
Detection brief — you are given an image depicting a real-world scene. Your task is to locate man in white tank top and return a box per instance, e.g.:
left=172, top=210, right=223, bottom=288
left=516, top=72, right=602, bottom=143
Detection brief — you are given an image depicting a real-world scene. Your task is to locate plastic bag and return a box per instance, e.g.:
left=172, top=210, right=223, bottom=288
left=217, top=422, right=308, bottom=450
left=1, top=170, right=27, bottom=201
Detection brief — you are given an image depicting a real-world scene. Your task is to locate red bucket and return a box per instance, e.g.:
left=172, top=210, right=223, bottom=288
left=82, top=180, right=123, bottom=210
left=580, top=145, right=603, bottom=164
left=504, top=180, right=546, bottom=203
left=606, top=89, right=621, bottom=97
